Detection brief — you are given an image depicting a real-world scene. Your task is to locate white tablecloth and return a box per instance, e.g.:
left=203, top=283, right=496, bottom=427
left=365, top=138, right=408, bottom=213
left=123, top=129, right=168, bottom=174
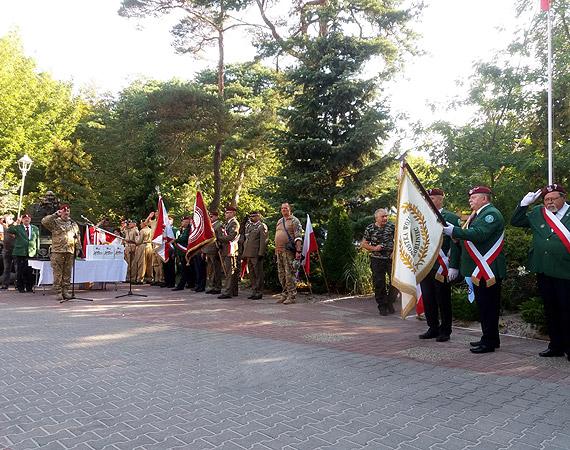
left=29, top=259, right=127, bottom=285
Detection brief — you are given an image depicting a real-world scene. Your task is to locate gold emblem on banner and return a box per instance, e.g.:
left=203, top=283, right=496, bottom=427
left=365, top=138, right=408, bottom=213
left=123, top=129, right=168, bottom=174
left=398, top=202, right=430, bottom=271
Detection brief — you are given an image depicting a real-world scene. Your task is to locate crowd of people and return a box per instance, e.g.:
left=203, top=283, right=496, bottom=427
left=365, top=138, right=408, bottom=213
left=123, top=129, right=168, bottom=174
left=362, top=184, right=570, bottom=361
left=2, top=185, right=569, bottom=361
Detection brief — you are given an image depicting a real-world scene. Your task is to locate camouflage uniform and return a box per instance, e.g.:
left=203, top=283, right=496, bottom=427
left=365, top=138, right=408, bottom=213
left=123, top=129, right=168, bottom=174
left=41, top=213, right=81, bottom=299
left=275, top=215, right=303, bottom=303
left=363, top=222, right=398, bottom=313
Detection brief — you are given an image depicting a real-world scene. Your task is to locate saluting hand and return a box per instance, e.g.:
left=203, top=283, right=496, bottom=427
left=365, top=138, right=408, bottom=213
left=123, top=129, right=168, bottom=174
left=520, top=190, right=542, bottom=207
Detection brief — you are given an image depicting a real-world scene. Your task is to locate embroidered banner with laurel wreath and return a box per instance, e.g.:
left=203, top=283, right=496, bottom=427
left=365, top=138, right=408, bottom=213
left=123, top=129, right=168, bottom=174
left=392, top=166, right=443, bottom=318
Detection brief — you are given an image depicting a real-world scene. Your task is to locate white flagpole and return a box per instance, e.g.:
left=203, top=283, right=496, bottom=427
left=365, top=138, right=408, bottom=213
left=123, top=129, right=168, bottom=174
left=547, top=7, right=553, bottom=184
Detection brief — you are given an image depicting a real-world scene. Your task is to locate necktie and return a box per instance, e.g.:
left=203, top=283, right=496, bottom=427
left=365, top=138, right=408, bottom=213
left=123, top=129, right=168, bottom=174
left=26, top=226, right=30, bottom=238
left=468, top=213, right=477, bottom=226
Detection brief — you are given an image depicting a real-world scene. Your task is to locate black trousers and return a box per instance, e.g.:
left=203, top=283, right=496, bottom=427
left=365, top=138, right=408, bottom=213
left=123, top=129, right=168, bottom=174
left=14, top=256, right=34, bottom=292
left=473, top=278, right=502, bottom=347
left=192, top=254, right=207, bottom=291
left=537, top=273, right=570, bottom=355
left=370, top=257, right=398, bottom=311
left=420, top=268, right=452, bottom=336
left=175, top=256, right=195, bottom=289
left=163, top=257, right=176, bottom=287
left=2, top=251, right=14, bottom=287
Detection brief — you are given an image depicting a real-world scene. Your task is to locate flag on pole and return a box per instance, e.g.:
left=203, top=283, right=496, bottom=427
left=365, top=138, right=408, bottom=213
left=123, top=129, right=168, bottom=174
left=152, top=195, right=176, bottom=262
left=541, top=0, right=551, bottom=11
left=392, top=163, right=443, bottom=318
left=186, top=190, right=216, bottom=259
left=302, top=214, right=318, bottom=276
left=82, top=225, right=91, bottom=257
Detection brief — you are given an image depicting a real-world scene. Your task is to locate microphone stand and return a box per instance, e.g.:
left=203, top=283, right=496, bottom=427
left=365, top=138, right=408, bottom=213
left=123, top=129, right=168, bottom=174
left=116, top=239, right=146, bottom=299
left=60, top=226, right=93, bottom=303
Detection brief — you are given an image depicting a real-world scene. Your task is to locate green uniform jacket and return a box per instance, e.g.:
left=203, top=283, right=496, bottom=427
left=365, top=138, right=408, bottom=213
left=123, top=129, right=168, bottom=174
left=6, top=223, right=40, bottom=257
left=452, top=203, right=507, bottom=279
left=511, top=204, right=570, bottom=280
left=434, top=208, right=461, bottom=271
left=174, top=226, right=190, bottom=258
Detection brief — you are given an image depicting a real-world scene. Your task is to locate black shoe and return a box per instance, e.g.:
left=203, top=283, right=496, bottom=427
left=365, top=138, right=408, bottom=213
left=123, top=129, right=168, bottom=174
left=470, top=344, right=495, bottom=354
left=18, top=289, right=26, bottom=293
left=387, top=303, right=395, bottom=314
left=195, top=288, right=205, bottom=292
left=539, top=348, right=564, bottom=357
left=470, top=340, right=500, bottom=349
left=247, top=295, right=256, bottom=299
left=378, top=309, right=388, bottom=316
left=208, top=289, right=221, bottom=295
left=436, top=335, right=450, bottom=342
left=172, top=287, right=184, bottom=291
left=0, top=285, right=7, bottom=290
left=218, top=294, right=232, bottom=299
left=158, top=283, right=166, bottom=288
left=419, top=330, right=439, bottom=340
left=251, top=295, right=263, bottom=300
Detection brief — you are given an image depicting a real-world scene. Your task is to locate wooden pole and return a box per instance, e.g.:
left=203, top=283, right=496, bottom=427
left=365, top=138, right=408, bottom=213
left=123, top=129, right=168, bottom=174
left=403, top=161, right=447, bottom=224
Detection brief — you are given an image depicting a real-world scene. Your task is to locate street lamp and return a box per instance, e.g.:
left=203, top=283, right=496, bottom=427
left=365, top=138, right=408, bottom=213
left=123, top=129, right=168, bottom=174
left=17, top=154, right=33, bottom=219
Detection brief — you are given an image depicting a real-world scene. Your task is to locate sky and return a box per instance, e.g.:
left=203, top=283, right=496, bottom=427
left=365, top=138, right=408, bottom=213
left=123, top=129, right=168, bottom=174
left=0, top=0, right=541, bottom=150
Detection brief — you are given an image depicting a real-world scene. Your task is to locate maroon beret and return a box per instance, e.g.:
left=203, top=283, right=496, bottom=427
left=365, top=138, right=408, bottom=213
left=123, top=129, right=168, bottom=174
left=59, top=204, right=70, bottom=211
left=427, top=188, right=444, bottom=196
left=541, top=184, right=565, bottom=198
left=468, top=186, right=492, bottom=196
left=22, top=213, right=31, bottom=219
left=182, top=216, right=192, bottom=221
left=209, top=210, right=219, bottom=216
left=225, top=206, right=236, bottom=212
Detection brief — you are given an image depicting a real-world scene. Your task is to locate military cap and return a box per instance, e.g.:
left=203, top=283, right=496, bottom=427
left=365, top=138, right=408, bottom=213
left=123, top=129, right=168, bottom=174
left=225, top=206, right=236, bottom=212
left=427, top=188, right=444, bottom=196
left=468, top=186, right=492, bottom=196
left=541, top=184, right=565, bottom=198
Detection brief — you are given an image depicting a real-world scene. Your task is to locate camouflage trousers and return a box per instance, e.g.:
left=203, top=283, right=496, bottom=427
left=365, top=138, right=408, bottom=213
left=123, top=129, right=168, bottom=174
left=276, top=251, right=296, bottom=300
left=50, top=252, right=74, bottom=295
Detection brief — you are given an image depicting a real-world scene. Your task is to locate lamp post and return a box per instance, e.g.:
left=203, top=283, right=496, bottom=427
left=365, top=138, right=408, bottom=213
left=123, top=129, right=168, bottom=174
left=17, top=154, right=33, bottom=219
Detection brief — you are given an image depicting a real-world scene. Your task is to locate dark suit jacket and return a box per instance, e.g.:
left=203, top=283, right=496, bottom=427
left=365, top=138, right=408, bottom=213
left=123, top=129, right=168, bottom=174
left=6, top=223, right=40, bottom=258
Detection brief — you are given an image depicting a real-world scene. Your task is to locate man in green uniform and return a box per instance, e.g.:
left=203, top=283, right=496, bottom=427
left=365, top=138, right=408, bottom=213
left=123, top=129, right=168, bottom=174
left=419, top=189, right=461, bottom=342
left=443, top=186, right=506, bottom=354
left=41, top=205, right=81, bottom=301
left=243, top=211, right=269, bottom=300
left=6, top=213, right=40, bottom=293
left=203, top=211, right=223, bottom=295
left=511, top=184, right=570, bottom=361
left=217, top=206, right=240, bottom=299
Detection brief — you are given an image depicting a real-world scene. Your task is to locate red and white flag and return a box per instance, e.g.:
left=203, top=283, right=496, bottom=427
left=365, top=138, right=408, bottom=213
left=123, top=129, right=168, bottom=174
left=152, top=195, right=176, bottom=262
left=302, top=214, right=318, bottom=275
left=541, top=0, right=551, bottom=11
left=186, top=190, right=216, bottom=259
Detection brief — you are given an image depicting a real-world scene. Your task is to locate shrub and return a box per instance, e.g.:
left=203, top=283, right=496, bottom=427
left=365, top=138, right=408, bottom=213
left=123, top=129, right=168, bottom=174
left=321, top=203, right=356, bottom=292
left=344, top=249, right=372, bottom=295
left=520, top=297, right=547, bottom=334
left=450, top=284, right=480, bottom=322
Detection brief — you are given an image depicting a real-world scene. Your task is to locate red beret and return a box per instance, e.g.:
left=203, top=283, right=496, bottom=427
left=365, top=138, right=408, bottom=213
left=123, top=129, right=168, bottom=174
left=427, top=188, right=444, bottom=196
left=468, top=186, right=492, bottom=196
left=225, top=206, right=236, bottom=212
left=182, top=216, right=191, bottom=221
left=209, top=210, right=219, bottom=216
left=541, top=184, right=565, bottom=198
left=22, top=213, right=31, bottom=219
left=59, top=204, right=70, bottom=211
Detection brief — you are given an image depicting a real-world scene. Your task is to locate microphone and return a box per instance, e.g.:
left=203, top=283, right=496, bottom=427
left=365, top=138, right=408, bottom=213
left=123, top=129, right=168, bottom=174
left=81, top=215, right=93, bottom=225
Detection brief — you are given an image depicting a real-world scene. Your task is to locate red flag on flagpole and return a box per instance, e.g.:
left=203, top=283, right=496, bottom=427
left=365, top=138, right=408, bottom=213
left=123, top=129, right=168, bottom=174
left=186, top=190, right=216, bottom=259
left=152, top=195, right=176, bottom=262
left=302, top=214, right=318, bottom=276
left=82, top=225, right=91, bottom=257
left=541, top=0, right=551, bottom=10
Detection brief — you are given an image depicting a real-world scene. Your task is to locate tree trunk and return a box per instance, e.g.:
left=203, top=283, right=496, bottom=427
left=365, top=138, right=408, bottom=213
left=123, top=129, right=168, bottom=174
left=231, top=162, right=246, bottom=208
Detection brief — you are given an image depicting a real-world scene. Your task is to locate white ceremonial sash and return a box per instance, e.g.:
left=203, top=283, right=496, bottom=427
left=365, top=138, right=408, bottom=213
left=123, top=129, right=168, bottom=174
left=223, top=227, right=239, bottom=255
left=464, top=232, right=504, bottom=287
left=435, top=249, right=450, bottom=282
left=542, top=208, right=570, bottom=255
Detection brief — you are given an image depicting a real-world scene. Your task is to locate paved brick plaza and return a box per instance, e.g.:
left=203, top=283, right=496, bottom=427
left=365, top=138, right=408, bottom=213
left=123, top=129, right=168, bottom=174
left=1, top=285, right=569, bottom=449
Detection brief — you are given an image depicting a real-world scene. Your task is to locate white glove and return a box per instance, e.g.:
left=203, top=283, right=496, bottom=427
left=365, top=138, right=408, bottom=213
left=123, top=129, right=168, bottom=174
left=442, top=223, right=454, bottom=236
left=520, top=189, right=542, bottom=207
left=448, top=268, right=459, bottom=281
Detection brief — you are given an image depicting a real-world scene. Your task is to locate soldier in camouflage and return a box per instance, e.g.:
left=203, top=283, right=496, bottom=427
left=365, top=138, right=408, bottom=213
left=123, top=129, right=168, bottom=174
left=362, top=208, right=398, bottom=315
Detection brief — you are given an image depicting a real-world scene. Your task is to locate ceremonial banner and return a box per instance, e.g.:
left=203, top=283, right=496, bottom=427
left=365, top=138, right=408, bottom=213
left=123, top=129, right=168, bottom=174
left=302, top=214, right=318, bottom=276
left=152, top=195, right=176, bottom=262
left=392, top=164, right=443, bottom=318
left=541, top=0, right=551, bottom=11
left=186, top=190, right=216, bottom=259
